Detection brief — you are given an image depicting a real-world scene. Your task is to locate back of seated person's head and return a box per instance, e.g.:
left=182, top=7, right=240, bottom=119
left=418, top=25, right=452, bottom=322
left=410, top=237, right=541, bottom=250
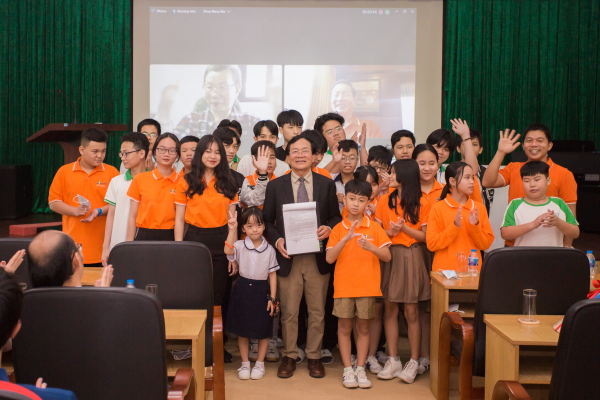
left=520, top=160, right=550, bottom=179
left=344, top=178, right=373, bottom=200
left=27, top=231, right=79, bottom=288
left=301, top=130, right=328, bottom=155
left=251, top=140, right=276, bottom=157
left=367, top=145, right=393, bottom=168
left=217, top=119, right=242, bottom=137
left=0, top=270, right=23, bottom=346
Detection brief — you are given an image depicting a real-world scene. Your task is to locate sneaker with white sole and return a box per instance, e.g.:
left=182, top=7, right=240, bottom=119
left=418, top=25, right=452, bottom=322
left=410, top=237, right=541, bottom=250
left=238, top=365, right=251, bottom=380
left=266, top=338, right=280, bottom=362
left=399, top=359, right=419, bottom=383
left=296, top=347, right=306, bottom=363
left=248, top=342, right=259, bottom=362
left=342, top=370, right=358, bottom=388
left=366, top=355, right=383, bottom=374
left=276, top=337, right=283, bottom=347
left=355, top=369, right=372, bottom=388
left=321, top=349, right=334, bottom=365
left=417, top=357, right=430, bottom=375
left=376, top=357, right=402, bottom=380
left=250, top=364, right=265, bottom=380
left=376, top=350, right=389, bottom=365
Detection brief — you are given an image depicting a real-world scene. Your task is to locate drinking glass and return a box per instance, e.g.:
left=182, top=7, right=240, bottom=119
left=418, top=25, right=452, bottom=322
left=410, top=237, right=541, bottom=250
left=456, top=252, right=468, bottom=278
left=145, top=284, right=158, bottom=296
left=522, top=289, right=538, bottom=323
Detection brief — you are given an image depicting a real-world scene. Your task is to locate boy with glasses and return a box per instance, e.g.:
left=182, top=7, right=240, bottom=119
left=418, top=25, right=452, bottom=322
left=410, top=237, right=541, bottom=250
left=314, top=113, right=347, bottom=174
left=367, top=145, right=393, bottom=196
left=101, top=133, right=150, bottom=266
left=333, top=140, right=360, bottom=210
left=119, top=119, right=161, bottom=174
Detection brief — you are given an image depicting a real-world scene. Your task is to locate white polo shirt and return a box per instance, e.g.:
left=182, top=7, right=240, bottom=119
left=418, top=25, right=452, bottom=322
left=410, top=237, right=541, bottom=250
left=104, top=170, right=135, bottom=249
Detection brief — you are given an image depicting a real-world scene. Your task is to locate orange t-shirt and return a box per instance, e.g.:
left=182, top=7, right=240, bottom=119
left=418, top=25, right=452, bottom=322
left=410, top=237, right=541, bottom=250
left=285, top=167, right=332, bottom=179
left=374, top=193, right=430, bottom=246
left=499, top=158, right=577, bottom=204
left=327, top=215, right=392, bottom=298
left=127, top=168, right=181, bottom=229
left=421, top=180, right=445, bottom=207
left=426, top=196, right=494, bottom=271
left=471, top=178, right=484, bottom=204
left=175, top=175, right=239, bottom=228
left=241, top=172, right=277, bottom=210
left=48, top=158, right=119, bottom=263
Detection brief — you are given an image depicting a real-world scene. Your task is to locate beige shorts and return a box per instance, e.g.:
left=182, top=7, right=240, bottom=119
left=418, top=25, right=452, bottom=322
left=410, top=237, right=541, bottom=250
left=333, top=297, right=378, bottom=319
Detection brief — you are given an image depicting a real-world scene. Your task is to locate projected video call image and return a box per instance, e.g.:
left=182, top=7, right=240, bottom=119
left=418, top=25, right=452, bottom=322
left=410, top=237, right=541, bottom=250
left=150, top=64, right=414, bottom=139
left=150, top=64, right=283, bottom=138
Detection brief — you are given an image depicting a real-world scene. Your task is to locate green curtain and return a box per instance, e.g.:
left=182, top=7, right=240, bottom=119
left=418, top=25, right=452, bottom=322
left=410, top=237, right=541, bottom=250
left=0, top=0, right=131, bottom=213
left=443, top=0, right=600, bottom=164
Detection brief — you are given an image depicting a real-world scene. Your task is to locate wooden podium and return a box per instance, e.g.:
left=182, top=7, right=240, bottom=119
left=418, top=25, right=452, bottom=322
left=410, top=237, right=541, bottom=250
left=27, top=123, right=128, bottom=165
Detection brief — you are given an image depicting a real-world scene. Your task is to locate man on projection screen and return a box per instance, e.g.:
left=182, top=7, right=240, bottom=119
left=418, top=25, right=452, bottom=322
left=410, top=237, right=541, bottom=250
left=331, top=80, right=382, bottom=139
left=173, top=65, right=259, bottom=139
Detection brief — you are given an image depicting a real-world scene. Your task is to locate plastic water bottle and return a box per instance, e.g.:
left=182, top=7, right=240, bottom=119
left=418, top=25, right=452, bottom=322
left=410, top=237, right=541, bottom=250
left=468, top=249, right=479, bottom=277
left=587, top=251, right=596, bottom=279
left=126, top=279, right=135, bottom=289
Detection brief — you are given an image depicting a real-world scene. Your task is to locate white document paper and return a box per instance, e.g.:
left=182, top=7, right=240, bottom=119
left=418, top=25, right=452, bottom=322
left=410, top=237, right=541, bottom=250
left=282, top=202, right=321, bottom=256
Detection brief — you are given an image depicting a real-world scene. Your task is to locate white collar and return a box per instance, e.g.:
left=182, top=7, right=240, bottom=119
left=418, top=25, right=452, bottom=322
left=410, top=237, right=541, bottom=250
left=243, top=236, right=268, bottom=253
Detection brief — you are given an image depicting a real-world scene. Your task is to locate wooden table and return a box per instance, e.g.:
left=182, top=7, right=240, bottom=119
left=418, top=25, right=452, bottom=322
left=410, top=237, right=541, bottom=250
left=430, top=272, right=479, bottom=398
left=164, top=310, right=206, bottom=400
left=484, top=314, right=561, bottom=400
left=82, top=267, right=103, bottom=286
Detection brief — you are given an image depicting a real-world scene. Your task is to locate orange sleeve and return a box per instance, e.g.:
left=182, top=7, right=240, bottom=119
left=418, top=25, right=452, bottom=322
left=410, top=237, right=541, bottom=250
left=229, top=193, right=239, bottom=205
left=374, top=195, right=388, bottom=226
left=374, top=223, right=392, bottom=247
left=127, top=175, right=141, bottom=202
left=472, top=179, right=484, bottom=204
left=498, top=162, right=515, bottom=187
left=420, top=200, right=431, bottom=226
left=426, top=204, right=461, bottom=252
left=174, top=178, right=188, bottom=205
left=559, top=169, right=578, bottom=204
left=326, top=224, right=342, bottom=249
left=48, top=167, right=65, bottom=203
left=465, top=205, right=495, bottom=251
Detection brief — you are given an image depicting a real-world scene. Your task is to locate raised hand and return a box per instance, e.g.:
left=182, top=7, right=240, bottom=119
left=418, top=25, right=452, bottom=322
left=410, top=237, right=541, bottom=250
left=94, top=264, right=113, bottom=287
left=331, top=142, right=342, bottom=163
left=359, top=123, right=367, bottom=147
left=0, top=249, right=26, bottom=274
left=468, top=206, right=479, bottom=225
left=454, top=207, right=463, bottom=227
left=252, top=145, right=270, bottom=174
left=450, top=118, right=471, bottom=139
left=227, top=210, right=238, bottom=231
left=367, top=202, right=377, bottom=214
left=497, top=129, right=521, bottom=155
left=343, top=220, right=361, bottom=243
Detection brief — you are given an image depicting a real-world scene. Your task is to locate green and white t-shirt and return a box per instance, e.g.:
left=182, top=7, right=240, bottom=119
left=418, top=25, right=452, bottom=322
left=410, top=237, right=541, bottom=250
left=104, top=170, right=134, bottom=249
left=502, top=197, right=578, bottom=247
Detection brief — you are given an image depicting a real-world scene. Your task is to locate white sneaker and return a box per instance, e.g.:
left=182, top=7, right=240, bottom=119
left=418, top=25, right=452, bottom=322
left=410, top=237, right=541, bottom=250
left=250, top=364, right=265, bottom=380
left=377, top=357, right=402, bottom=380
left=417, top=357, right=430, bottom=375
left=238, top=365, right=251, bottom=380
left=266, top=338, right=280, bottom=362
left=248, top=342, right=259, bottom=362
left=376, top=350, right=389, bottom=365
left=350, top=354, right=357, bottom=368
left=321, top=349, right=334, bottom=365
left=399, top=359, right=419, bottom=383
left=276, top=337, right=283, bottom=347
left=355, top=369, right=372, bottom=388
left=366, top=355, right=383, bottom=374
left=342, top=370, right=358, bottom=388
left=296, top=347, right=306, bottom=363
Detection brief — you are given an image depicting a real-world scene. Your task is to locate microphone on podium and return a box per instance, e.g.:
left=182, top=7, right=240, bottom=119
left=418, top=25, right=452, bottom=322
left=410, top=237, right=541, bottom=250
left=57, top=89, right=78, bottom=124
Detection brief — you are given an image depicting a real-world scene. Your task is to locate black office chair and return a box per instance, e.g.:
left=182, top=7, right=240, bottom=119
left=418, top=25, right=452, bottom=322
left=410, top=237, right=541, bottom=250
left=107, top=241, right=224, bottom=400
left=0, top=239, right=32, bottom=289
left=438, top=247, right=590, bottom=400
left=12, top=288, right=195, bottom=400
left=492, top=299, right=600, bottom=400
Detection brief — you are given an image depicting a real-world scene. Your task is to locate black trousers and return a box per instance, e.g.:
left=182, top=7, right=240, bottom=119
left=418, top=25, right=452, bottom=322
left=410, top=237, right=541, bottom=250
left=134, top=228, right=175, bottom=241
left=184, top=225, right=231, bottom=307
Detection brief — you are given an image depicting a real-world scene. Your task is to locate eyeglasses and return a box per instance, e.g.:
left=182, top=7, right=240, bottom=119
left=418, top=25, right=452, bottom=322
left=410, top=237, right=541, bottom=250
left=324, top=126, right=344, bottom=136
left=290, top=149, right=311, bottom=156
left=72, top=243, right=82, bottom=261
left=370, top=164, right=388, bottom=172
left=119, top=149, right=141, bottom=158
left=341, top=156, right=357, bottom=163
left=142, top=132, right=158, bottom=138
left=156, top=147, right=177, bottom=155
left=203, top=84, right=236, bottom=94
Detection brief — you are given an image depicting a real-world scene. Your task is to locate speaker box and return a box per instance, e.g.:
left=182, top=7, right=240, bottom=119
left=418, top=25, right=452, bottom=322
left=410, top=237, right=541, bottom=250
left=0, top=165, right=32, bottom=219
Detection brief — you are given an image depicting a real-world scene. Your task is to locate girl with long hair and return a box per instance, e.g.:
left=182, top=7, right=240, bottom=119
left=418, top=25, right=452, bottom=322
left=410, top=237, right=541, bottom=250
left=374, top=159, right=431, bottom=384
